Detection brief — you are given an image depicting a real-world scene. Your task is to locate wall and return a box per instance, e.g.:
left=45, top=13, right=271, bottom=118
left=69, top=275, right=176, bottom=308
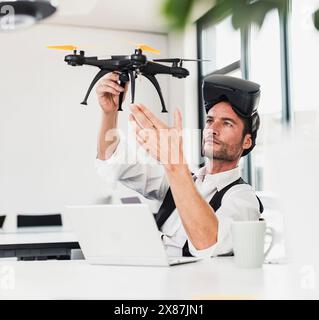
left=168, top=25, right=200, bottom=172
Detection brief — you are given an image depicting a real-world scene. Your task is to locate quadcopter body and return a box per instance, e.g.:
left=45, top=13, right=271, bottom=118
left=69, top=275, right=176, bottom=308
left=63, top=48, right=191, bottom=113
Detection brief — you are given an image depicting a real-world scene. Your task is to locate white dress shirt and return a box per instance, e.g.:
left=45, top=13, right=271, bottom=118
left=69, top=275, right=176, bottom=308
left=95, top=134, right=261, bottom=258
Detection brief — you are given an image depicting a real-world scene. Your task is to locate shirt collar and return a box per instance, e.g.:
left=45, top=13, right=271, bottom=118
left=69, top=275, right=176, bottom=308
left=193, top=166, right=241, bottom=192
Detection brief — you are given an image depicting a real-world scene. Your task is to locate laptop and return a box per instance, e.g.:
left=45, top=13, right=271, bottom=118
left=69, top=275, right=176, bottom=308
left=65, top=204, right=202, bottom=267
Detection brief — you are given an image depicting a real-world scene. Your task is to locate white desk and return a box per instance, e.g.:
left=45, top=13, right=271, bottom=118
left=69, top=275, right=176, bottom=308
left=0, top=257, right=318, bottom=300
left=0, top=212, right=80, bottom=260
left=0, top=230, right=79, bottom=260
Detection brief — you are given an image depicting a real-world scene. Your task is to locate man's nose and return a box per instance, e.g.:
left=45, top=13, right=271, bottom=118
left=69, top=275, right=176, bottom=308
left=210, top=121, right=220, bottom=135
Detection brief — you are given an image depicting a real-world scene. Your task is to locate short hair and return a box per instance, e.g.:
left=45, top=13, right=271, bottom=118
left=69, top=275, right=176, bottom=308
left=237, top=113, right=252, bottom=138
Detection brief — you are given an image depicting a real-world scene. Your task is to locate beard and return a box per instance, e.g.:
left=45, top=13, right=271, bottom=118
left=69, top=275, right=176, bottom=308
left=202, top=138, right=243, bottom=162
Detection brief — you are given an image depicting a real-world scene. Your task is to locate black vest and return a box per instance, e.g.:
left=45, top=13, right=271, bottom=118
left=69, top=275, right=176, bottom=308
left=155, top=175, right=264, bottom=257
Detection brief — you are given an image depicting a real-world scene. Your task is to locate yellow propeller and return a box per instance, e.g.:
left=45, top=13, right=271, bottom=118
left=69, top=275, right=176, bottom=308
left=128, top=41, right=160, bottom=54
left=136, top=44, right=160, bottom=54
left=47, top=45, right=79, bottom=51
left=47, top=43, right=160, bottom=54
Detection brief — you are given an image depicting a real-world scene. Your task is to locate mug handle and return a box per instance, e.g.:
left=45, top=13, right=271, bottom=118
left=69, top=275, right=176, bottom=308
left=264, top=226, right=275, bottom=258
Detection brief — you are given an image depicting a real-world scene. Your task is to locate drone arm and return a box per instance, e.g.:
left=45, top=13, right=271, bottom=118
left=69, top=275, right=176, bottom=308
left=142, top=74, right=168, bottom=113
left=81, top=69, right=112, bottom=105
left=142, top=61, right=172, bottom=75
left=142, top=61, right=189, bottom=78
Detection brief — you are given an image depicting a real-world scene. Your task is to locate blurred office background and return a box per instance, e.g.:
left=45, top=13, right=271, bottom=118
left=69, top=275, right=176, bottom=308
left=0, top=0, right=318, bottom=264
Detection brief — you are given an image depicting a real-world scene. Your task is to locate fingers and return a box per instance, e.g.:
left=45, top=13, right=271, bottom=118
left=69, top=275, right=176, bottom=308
left=124, top=81, right=129, bottom=93
left=129, top=113, right=148, bottom=141
left=129, top=104, right=155, bottom=129
left=135, top=134, right=145, bottom=147
left=96, top=72, right=126, bottom=96
left=173, top=108, right=183, bottom=130
left=96, top=84, right=121, bottom=97
left=132, top=104, right=166, bottom=129
left=129, top=113, right=154, bottom=144
left=99, top=72, right=120, bottom=85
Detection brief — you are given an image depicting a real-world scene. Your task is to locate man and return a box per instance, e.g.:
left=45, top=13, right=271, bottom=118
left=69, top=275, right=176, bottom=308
left=95, top=73, right=263, bottom=258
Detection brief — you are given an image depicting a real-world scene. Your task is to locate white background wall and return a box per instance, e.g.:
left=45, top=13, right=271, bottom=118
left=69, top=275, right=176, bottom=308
left=0, top=24, right=169, bottom=216
left=168, top=26, right=200, bottom=172
left=0, top=0, right=207, bottom=220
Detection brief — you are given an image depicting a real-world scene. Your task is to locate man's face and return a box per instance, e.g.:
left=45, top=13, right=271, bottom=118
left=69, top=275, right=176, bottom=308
left=202, top=101, right=252, bottom=161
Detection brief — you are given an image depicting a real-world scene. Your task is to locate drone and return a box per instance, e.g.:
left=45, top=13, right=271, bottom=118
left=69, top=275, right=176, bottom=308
left=48, top=44, right=207, bottom=113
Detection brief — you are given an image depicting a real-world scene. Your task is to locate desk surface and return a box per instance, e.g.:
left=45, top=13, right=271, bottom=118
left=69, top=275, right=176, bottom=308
left=0, top=230, right=77, bottom=245
left=0, top=213, right=80, bottom=259
left=0, top=257, right=318, bottom=300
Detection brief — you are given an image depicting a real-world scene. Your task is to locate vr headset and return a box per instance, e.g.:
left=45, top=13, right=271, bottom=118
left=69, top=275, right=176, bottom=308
left=202, top=75, right=261, bottom=157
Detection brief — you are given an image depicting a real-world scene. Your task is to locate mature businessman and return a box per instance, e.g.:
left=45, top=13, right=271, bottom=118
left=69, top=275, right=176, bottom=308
left=95, top=73, right=263, bottom=257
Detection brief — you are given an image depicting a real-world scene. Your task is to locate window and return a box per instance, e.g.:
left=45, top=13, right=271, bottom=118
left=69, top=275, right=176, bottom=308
left=196, top=1, right=301, bottom=193
left=291, top=0, right=319, bottom=128
left=197, top=14, right=242, bottom=168
left=200, top=16, right=241, bottom=76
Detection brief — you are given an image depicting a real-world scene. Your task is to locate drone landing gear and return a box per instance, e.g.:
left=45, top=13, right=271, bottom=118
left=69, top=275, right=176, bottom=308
left=80, top=69, right=111, bottom=106
left=118, top=73, right=130, bottom=111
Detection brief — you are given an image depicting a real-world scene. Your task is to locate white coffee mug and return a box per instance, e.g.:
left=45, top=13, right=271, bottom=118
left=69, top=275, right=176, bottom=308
left=231, top=219, right=274, bottom=268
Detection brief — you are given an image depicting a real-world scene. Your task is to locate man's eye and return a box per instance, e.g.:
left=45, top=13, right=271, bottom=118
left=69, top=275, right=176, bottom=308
left=206, top=119, right=212, bottom=124
left=224, top=121, right=233, bottom=127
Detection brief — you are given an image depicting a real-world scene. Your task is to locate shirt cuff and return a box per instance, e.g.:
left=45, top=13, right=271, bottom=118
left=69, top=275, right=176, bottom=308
left=187, top=216, right=234, bottom=258
left=187, top=239, right=217, bottom=258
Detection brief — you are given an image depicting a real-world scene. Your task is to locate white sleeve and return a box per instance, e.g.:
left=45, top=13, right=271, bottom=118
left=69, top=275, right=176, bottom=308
left=187, top=184, right=261, bottom=258
left=95, top=132, right=169, bottom=202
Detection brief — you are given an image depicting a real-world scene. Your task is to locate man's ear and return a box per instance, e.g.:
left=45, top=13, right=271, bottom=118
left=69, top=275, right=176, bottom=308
left=243, top=134, right=252, bottom=151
